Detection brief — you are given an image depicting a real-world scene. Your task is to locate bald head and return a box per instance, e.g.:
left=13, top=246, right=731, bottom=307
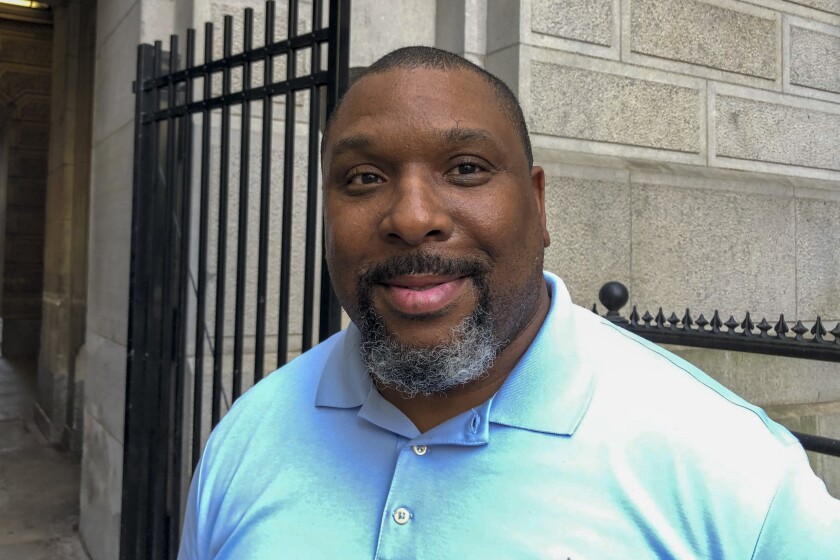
left=321, top=46, right=533, bottom=170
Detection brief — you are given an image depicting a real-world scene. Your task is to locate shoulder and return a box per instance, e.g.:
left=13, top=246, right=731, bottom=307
left=572, top=304, right=795, bottom=449
left=182, top=331, right=350, bottom=552
left=569, top=305, right=803, bottom=496
left=196, top=330, right=346, bottom=478
left=563, top=306, right=840, bottom=551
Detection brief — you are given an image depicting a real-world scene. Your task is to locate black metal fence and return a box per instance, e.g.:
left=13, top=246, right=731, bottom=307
left=122, top=2, right=350, bottom=558
left=595, top=281, right=840, bottom=458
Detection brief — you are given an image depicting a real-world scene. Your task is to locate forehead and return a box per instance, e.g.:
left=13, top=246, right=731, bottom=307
left=324, top=68, right=516, bottom=156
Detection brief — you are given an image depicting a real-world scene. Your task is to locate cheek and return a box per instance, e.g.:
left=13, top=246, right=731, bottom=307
left=323, top=214, right=355, bottom=287
left=325, top=202, right=362, bottom=255
left=326, top=196, right=382, bottom=238
left=459, top=196, right=535, bottom=256
left=324, top=203, right=378, bottom=290
left=323, top=230, right=358, bottom=315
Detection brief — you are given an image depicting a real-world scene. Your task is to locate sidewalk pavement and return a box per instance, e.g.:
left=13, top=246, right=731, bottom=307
left=0, top=358, right=89, bottom=559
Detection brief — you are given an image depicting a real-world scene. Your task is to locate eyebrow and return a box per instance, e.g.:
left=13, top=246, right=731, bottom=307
left=329, top=134, right=374, bottom=160
left=441, top=127, right=495, bottom=146
left=329, top=127, right=496, bottom=159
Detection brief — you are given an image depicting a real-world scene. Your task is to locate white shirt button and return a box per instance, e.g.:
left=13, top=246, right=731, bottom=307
left=412, top=445, right=428, bottom=456
left=393, top=507, right=412, bottom=525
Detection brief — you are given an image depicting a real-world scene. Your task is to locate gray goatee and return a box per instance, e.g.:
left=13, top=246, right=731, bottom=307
left=355, top=253, right=502, bottom=397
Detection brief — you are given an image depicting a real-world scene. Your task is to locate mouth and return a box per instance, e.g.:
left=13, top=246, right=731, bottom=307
left=378, top=275, right=469, bottom=316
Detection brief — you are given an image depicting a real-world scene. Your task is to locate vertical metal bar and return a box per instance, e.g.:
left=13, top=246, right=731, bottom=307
left=288, top=0, right=299, bottom=46
left=319, top=0, right=351, bottom=341
left=154, top=34, right=181, bottom=560
left=232, top=8, right=254, bottom=401
left=212, top=16, right=234, bottom=426
left=254, top=1, right=275, bottom=382
left=313, top=0, right=323, bottom=31
left=145, top=39, right=167, bottom=560
left=146, top=44, right=165, bottom=560
left=301, top=6, right=321, bottom=351
left=170, top=29, right=193, bottom=558
left=332, top=0, right=351, bottom=111
left=120, top=42, right=156, bottom=560
left=277, top=0, right=298, bottom=367
left=192, top=21, right=213, bottom=470
left=301, top=86, right=320, bottom=352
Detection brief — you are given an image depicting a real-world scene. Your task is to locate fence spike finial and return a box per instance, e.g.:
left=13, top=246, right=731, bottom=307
left=725, top=315, right=739, bottom=334
left=667, top=312, right=680, bottom=329
left=741, top=311, right=755, bottom=336
left=812, top=317, right=827, bottom=343
left=710, top=310, right=723, bottom=333
left=681, top=308, right=693, bottom=331
left=696, top=314, right=708, bottom=332
left=629, top=306, right=640, bottom=326
left=830, top=322, right=840, bottom=344
left=792, top=320, right=808, bottom=341
left=655, top=308, right=666, bottom=328
left=774, top=314, right=789, bottom=339
left=757, top=318, right=772, bottom=338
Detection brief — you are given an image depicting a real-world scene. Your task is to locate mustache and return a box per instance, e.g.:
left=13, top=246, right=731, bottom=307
left=356, top=253, right=490, bottom=288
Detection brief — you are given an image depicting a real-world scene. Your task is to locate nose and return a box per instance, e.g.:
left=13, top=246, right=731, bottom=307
left=379, top=172, right=454, bottom=246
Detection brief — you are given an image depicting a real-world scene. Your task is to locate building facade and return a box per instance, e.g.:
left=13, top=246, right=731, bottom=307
left=0, top=1, right=837, bottom=558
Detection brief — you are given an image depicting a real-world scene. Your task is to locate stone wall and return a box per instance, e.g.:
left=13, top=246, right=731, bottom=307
left=0, top=13, right=51, bottom=358
left=481, top=0, right=840, bottom=495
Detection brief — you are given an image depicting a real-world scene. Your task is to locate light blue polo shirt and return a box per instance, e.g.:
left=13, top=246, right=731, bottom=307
left=179, top=272, right=840, bottom=559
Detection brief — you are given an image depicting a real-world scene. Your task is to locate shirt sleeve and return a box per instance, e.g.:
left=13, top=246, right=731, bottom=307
left=751, top=445, right=840, bottom=559
left=177, top=466, right=204, bottom=560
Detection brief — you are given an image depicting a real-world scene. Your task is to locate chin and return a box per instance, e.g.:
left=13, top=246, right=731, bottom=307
left=382, top=323, right=462, bottom=350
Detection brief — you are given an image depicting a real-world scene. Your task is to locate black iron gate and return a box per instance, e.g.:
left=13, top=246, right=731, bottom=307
left=122, top=1, right=350, bottom=558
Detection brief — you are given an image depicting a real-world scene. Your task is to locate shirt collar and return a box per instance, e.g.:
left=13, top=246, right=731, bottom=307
left=488, top=271, right=596, bottom=436
left=314, top=271, right=596, bottom=437
left=314, top=324, right=371, bottom=408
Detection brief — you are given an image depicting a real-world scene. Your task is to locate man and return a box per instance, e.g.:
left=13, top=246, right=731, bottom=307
left=179, top=47, right=840, bottom=558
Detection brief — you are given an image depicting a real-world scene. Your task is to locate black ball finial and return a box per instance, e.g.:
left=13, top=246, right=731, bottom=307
left=599, top=281, right=629, bottom=320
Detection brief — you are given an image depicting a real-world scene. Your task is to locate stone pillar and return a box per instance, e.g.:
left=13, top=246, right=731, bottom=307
left=436, top=0, right=486, bottom=66
left=35, top=0, right=95, bottom=450
left=79, top=1, right=177, bottom=557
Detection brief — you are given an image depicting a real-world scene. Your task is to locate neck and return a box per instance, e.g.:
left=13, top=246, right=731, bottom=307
left=379, top=280, right=551, bottom=434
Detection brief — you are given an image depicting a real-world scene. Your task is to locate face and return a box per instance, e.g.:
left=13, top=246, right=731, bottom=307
left=322, top=67, right=550, bottom=384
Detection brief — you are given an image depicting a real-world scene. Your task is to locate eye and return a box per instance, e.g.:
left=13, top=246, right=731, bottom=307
left=445, top=159, right=492, bottom=186
left=348, top=172, right=382, bottom=185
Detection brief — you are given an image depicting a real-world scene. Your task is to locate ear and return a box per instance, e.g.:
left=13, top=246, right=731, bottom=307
left=530, top=166, right=550, bottom=248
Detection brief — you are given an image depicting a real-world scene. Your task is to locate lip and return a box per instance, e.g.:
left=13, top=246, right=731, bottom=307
left=378, top=275, right=468, bottom=316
